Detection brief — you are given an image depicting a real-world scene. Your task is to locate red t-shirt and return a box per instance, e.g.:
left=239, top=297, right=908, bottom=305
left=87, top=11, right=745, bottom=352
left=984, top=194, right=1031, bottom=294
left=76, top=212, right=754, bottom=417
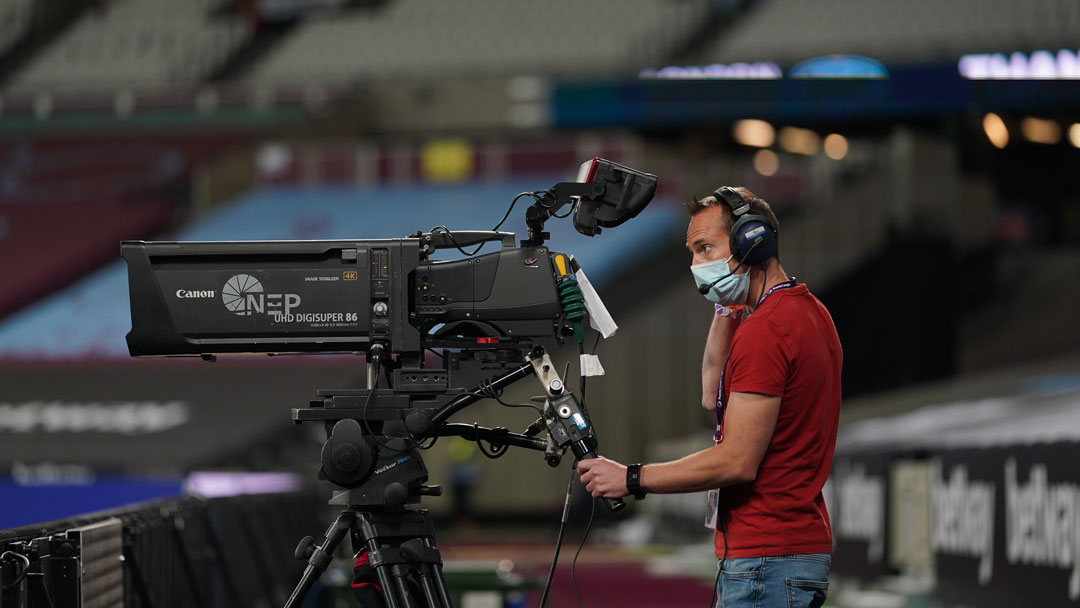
left=715, top=283, right=842, bottom=558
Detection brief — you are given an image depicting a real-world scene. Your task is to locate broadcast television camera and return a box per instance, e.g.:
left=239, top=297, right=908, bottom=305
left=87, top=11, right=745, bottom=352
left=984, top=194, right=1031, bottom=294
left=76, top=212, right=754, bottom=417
left=121, top=159, right=657, bottom=608
left=123, top=158, right=654, bottom=360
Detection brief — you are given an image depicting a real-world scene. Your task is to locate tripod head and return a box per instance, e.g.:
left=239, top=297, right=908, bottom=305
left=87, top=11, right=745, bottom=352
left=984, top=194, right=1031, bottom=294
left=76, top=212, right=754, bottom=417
left=293, top=345, right=625, bottom=513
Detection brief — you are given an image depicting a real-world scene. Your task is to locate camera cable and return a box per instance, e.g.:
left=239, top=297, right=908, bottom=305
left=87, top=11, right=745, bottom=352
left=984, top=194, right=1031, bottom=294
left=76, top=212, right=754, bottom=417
left=418, top=382, right=545, bottom=454
left=533, top=188, right=577, bottom=219
left=539, top=467, right=576, bottom=608
left=570, top=489, right=596, bottom=608
left=360, top=355, right=424, bottom=454
left=1, top=551, right=30, bottom=591
left=570, top=334, right=601, bottom=607
left=429, top=225, right=489, bottom=257
left=492, top=191, right=543, bottom=232
left=539, top=336, right=600, bottom=608
left=430, top=190, right=544, bottom=257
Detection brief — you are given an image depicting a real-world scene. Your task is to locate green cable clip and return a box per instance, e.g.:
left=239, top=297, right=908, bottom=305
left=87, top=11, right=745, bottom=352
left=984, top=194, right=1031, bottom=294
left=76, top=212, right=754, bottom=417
left=558, top=276, right=587, bottom=344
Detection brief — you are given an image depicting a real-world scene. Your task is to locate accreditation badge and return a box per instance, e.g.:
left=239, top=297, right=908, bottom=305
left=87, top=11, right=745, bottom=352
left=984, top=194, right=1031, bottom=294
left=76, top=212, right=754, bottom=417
left=704, top=488, right=719, bottom=529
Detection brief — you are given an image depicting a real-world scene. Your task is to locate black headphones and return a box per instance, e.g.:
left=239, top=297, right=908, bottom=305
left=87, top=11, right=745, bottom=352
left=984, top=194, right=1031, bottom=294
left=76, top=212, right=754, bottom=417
left=712, top=186, right=777, bottom=266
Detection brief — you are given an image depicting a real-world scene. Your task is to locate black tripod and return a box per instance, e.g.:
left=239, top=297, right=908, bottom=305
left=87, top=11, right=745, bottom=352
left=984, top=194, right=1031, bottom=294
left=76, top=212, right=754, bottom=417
left=283, top=346, right=623, bottom=608
left=283, top=424, right=550, bottom=608
left=287, top=506, right=451, bottom=608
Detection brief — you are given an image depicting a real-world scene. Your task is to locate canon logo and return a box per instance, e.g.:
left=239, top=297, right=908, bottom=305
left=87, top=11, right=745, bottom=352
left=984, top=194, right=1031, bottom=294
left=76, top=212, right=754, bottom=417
left=176, top=289, right=215, bottom=299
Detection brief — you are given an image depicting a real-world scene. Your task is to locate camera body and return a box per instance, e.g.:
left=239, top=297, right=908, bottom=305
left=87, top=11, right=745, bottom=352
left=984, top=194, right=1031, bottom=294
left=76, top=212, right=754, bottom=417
left=123, top=238, right=568, bottom=358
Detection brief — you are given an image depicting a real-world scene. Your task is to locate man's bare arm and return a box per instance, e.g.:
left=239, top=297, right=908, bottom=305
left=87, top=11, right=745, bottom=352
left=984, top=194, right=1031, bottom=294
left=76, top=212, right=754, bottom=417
left=578, top=391, right=780, bottom=497
left=643, top=391, right=779, bottom=492
left=701, top=313, right=739, bottom=411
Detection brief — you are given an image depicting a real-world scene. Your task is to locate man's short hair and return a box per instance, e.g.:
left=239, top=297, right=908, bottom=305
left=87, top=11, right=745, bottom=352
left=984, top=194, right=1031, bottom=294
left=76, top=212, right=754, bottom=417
left=685, top=187, right=781, bottom=260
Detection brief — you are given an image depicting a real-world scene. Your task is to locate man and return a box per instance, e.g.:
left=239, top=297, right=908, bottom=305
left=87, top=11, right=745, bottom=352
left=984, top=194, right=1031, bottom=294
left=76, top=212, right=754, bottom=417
left=577, top=187, right=842, bottom=608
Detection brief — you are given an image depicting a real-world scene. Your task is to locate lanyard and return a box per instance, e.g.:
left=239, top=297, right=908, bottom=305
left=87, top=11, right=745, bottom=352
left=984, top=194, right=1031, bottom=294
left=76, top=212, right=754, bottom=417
left=714, top=277, right=798, bottom=442
left=755, top=277, right=798, bottom=309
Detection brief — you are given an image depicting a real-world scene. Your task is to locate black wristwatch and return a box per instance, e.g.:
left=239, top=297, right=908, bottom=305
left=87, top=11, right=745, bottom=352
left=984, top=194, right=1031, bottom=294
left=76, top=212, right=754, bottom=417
left=626, top=463, right=646, bottom=500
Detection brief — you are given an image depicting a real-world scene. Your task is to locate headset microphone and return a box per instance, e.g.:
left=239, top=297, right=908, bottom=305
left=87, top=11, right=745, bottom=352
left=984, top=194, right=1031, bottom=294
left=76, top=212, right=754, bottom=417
left=696, top=240, right=761, bottom=295
left=698, top=275, right=726, bottom=295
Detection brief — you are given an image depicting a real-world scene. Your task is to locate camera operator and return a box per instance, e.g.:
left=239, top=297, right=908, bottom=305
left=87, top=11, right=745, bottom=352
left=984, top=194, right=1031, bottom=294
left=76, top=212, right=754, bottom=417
left=577, top=187, right=842, bottom=608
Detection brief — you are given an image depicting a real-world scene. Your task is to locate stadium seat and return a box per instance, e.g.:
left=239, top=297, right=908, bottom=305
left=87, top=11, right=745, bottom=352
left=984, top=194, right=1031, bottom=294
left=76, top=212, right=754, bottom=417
left=6, top=0, right=251, bottom=92
left=247, top=0, right=709, bottom=84
left=0, top=0, right=32, bottom=57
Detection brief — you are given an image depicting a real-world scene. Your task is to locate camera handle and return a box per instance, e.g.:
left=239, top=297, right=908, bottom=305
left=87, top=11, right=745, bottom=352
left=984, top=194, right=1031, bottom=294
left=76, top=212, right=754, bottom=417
left=414, top=230, right=517, bottom=259
left=528, top=348, right=626, bottom=513
left=422, top=346, right=625, bottom=512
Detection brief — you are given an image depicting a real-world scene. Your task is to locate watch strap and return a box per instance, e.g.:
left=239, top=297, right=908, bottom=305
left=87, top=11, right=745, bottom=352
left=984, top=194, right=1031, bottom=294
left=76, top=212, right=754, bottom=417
left=626, top=463, right=646, bottom=500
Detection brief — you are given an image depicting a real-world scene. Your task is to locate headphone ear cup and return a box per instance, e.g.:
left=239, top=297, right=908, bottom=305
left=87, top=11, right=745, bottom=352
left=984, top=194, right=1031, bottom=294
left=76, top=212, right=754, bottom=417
left=730, top=215, right=776, bottom=266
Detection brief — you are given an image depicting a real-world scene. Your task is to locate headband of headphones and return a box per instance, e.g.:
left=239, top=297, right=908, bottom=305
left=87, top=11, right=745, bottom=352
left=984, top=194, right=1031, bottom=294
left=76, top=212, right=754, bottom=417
left=711, top=186, right=777, bottom=266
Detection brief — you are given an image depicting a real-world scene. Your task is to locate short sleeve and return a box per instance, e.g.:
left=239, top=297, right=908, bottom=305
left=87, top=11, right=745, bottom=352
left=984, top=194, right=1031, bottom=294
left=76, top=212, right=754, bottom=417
left=727, top=319, right=789, bottom=397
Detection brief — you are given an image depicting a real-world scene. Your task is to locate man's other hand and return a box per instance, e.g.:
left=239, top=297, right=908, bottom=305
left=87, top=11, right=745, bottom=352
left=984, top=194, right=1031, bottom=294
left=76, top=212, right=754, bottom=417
left=577, top=456, right=628, bottom=498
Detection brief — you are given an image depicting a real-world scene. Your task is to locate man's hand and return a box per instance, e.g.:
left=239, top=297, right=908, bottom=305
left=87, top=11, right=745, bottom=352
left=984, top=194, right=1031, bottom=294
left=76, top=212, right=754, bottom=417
left=577, top=456, right=628, bottom=498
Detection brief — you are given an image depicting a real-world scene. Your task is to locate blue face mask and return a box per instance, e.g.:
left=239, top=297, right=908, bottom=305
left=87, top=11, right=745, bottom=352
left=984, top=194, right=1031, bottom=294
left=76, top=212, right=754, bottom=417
left=691, top=255, right=750, bottom=305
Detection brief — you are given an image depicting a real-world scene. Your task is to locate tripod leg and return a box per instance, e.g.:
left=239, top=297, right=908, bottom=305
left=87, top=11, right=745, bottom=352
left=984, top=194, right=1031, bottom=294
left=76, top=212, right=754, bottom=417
left=370, top=560, right=401, bottom=608
left=415, top=563, right=441, bottom=608
left=416, top=538, right=453, bottom=608
left=390, top=564, right=420, bottom=608
left=360, top=534, right=402, bottom=608
left=284, top=510, right=354, bottom=608
left=430, top=563, right=454, bottom=608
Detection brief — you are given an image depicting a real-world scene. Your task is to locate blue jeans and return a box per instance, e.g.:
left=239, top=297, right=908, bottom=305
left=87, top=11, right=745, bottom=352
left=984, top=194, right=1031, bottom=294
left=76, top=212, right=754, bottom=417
left=714, top=554, right=830, bottom=608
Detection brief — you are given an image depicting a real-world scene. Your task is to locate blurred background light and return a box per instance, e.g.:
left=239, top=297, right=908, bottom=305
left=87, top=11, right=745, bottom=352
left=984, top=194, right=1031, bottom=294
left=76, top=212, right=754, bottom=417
left=778, top=126, right=820, bottom=155
left=1069, top=123, right=1080, bottom=148
left=823, top=133, right=849, bottom=159
left=733, top=119, right=775, bottom=147
left=960, top=49, right=1080, bottom=79
left=789, top=54, right=889, bottom=78
left=256, top=142, right=292, bottom=176
left=421, top=138, right=475, bottom=182
left=983, top=112, right=1009, bottom=148
left=752, top=149, right=779, bottom=175
left=1021, top=116, right=1062, bottom=144
left=641, top=61, right=782, bottom=79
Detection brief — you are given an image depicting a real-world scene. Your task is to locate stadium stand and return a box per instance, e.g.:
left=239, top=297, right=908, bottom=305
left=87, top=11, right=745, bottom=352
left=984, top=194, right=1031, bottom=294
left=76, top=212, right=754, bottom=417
left=0, top=0, right=33, bottom=57
left=247, top=0, right=710, bottom=83
left=6, top=0, right=251, bottom=92
left=0, top=133, right=253, bottom=320
left=701, top=0, right=1080, bottom=65
left=2, top=3, right=1080, bottom=605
